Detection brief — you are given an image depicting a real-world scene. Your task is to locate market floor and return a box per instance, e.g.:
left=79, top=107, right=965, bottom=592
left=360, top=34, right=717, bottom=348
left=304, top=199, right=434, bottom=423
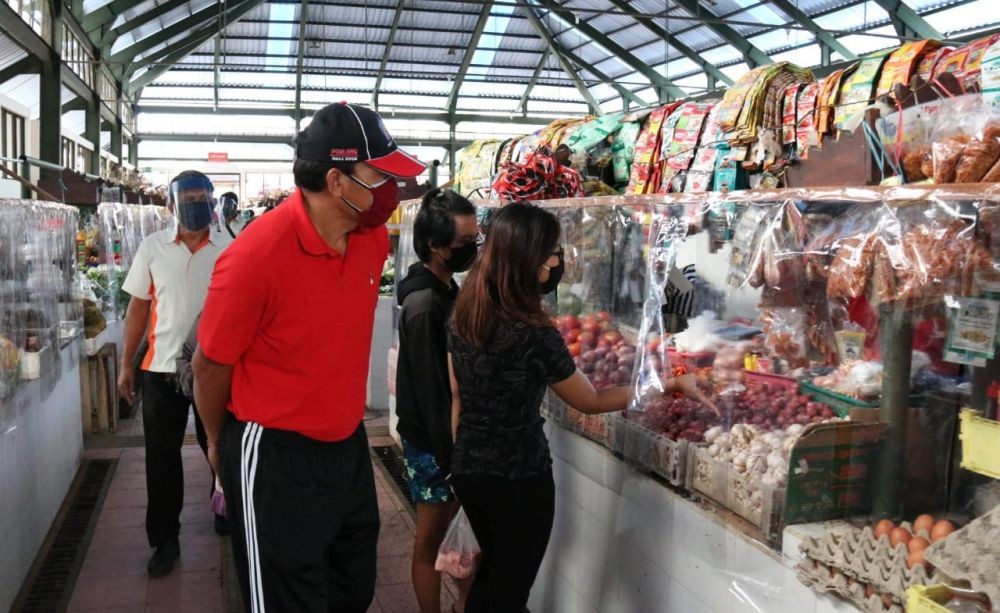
left=65, top=409, right=458, bottom=613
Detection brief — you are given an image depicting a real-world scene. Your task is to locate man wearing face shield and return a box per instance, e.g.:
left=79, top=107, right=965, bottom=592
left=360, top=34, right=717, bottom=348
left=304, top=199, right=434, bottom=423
left=193, top=102, right=426, bottom=612
left=219, top=192, right=241, bottom=239
left=117, top=170, right=226, bottom=578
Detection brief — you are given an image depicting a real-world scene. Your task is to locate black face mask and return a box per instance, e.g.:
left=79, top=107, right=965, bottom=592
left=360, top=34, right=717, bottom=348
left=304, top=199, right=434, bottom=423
left=445, top=243, right=478, bottom=273
left=540, top=259, right=564, bottom=294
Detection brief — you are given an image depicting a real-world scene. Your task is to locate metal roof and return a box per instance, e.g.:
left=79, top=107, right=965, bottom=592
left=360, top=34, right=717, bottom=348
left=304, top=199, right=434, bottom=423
left=50, top=0, right=995, bottom=160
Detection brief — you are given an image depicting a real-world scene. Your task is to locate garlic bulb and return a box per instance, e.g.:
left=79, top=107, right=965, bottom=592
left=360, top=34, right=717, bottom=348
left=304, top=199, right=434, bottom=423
left=704, top=426, right=723, bottom=444
left=747, top=454, right=768, bottom=474
left=708, top=444, right=721, bottom=458
left=749, top=440, right=768, bottom=455
left=785, top=424, right=805, bottom=436
left=716, top=433, right=731, bottom=449
left=766, top=452, right=785, bottom=469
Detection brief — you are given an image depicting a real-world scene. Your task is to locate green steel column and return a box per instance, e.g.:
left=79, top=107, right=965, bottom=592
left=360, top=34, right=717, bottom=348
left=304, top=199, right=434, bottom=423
left=128, top=135, right=138, bottom=167
left=872, top=304, right=913, bottom=519
left=38, top=0, right=63, bottom=165
left=85, top=96, right=100, bottom=174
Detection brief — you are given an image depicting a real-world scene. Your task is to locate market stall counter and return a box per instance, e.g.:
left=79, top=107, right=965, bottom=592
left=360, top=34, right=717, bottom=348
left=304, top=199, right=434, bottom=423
left=394, top=184, right=1000, bottom=612
left=0, top=199, right=83, bottom=612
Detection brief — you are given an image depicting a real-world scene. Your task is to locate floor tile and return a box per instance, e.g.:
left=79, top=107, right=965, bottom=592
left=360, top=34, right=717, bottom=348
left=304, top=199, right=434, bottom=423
left=68, top=575, right=148, bottom=610
left=88, top=526, right=150, bottom=552
left=96, top=506, right=147, bottom=529
left=375, top=553, right=412, bottom=586
left=176, top=543, right=223, bottom=573
left=144, top=599, right=224, bottom=613
left=102, top=488, right=147, bottom=509
left=146, top=570, right=223, bottom=604
left=77, top=547, right=151, bottom=579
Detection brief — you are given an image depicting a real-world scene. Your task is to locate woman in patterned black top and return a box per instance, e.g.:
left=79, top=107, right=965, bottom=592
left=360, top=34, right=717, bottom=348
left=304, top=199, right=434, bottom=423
left=447, top=204, right=708, bottom=613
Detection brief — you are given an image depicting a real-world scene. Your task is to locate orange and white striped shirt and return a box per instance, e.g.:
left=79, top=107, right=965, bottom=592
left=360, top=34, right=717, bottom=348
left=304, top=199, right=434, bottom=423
left=122, top=229, right=225, bottom=373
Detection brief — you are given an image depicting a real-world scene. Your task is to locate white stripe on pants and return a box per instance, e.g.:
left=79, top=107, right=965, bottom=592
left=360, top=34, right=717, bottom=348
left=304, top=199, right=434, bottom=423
left=241, top=422, right=265, bottom=613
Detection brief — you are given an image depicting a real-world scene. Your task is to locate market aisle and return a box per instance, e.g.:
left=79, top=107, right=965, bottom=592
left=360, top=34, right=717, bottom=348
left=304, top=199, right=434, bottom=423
left=64, top=412, right=454, bottom=613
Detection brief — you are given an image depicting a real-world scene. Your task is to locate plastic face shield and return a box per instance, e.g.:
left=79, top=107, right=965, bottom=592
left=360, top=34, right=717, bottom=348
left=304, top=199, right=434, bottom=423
left=169, top=175, right=215, bottom=209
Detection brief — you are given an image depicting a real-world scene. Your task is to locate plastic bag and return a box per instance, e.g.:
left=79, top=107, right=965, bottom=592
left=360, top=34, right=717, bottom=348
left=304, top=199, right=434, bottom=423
left=211, top=477, right=226, bottom=517
left=927, top=96, right=1000, bottom=184
left=434, top=508, right=480, bottom=579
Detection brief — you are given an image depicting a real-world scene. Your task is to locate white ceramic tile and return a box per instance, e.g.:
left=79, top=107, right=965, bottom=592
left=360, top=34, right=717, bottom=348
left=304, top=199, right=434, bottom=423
left=614, top=545, right=673, bottom=613
left=779, top=566, right=821, bottom=613
left=814, top=592, right=863, bottom=613
left=669, top=578, right=719, bottom=613
left=0, top=346, right=83, bottom=612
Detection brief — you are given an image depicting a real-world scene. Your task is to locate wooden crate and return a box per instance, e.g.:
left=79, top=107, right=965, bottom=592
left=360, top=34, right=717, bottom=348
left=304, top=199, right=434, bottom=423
left=80, top=343, right=119, bottom=433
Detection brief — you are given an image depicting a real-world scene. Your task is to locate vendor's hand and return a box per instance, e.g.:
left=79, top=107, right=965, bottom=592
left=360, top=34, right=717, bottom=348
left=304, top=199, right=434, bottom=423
left=673, top=374, right=721, bottom=417
left=117, top=367, right=137, bottom=405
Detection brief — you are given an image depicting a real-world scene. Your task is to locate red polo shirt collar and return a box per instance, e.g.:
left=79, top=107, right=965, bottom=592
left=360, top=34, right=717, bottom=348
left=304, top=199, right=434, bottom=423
left=289, top=189, right=336, bottom=257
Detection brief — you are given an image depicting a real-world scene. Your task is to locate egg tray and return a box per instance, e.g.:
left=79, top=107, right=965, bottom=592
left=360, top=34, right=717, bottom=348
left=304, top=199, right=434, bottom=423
left=795, top=559, right=904, bottom=613
left=924, top=503, right=1000, bottom=608
left=797, top=523, right=941, bottom=605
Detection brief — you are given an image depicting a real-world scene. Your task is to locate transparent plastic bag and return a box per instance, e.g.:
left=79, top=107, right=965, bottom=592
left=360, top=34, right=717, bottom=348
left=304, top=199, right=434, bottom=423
left=434, top=508, right=480, bottom=579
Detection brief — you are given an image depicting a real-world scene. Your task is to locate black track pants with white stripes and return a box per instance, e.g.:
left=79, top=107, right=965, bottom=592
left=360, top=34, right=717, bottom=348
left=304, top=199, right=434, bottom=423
left=220, top=417, right=380, bottom=613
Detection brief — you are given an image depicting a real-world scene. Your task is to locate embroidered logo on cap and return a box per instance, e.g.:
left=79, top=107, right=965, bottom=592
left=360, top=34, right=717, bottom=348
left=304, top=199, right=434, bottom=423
left=330, top=148, right=360, bottom=161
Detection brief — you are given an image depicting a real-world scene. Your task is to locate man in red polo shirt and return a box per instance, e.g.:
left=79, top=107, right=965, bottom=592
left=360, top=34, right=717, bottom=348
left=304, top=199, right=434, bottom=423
left=193, top=102, right=425, bottom=612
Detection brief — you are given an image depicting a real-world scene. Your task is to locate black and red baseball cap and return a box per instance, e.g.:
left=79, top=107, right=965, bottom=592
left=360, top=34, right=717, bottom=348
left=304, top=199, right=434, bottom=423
left=294, top=102, right=426, bottom=178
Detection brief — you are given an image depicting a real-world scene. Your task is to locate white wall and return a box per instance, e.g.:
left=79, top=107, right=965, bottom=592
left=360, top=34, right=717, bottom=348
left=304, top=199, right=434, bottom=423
left=0, top=343, right=84, bottom=611
left=530, top=422, right=861, bottom=613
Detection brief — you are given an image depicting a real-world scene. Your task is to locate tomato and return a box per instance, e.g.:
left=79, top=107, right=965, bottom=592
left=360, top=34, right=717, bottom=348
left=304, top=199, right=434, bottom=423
left=568, top=342, right=582, bottom=358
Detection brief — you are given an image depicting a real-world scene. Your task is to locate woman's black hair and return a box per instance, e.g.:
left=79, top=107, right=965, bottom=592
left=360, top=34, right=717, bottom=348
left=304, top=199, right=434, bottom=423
left=453, top=203, right=561, bottom=346
left=292, top=159, right=355, bottom=192
left=413, top=188, right=476, bottom=263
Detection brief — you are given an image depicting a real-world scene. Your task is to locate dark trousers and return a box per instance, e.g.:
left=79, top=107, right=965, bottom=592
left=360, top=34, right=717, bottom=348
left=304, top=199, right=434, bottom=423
left=450, top=470, right=556, bottom=613
left=141, top=371, right=210, bottom=547
left=220, top=417, right=380, bottom=613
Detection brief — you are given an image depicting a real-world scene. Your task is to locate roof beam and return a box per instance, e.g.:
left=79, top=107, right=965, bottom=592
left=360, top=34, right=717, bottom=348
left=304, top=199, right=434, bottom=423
left=872, top=0, right=942, bottom=40
left=0, top=56, right=40, bottom=85
left=108, top=0, right=260, bottom=63
left=528, top=0, right=684, bottom=101
left=521, top=7, right=602, bottom=115
left=0, top=2, right=52, bottom=60
left=516, top=49, right=549, bottom=115
left=766, top=0, right=857, bottom=61
left=520, top=7, right=646, bottom=107
left=100, top=0, right=193, bottom=48
left=126, top=0, right=269, bottom=93
left=669, top=0, right=772, bottom=68
left=136, top=105, right=566, bottom=124
left=446, top=1, right=494, bottom=116
left=213, top=34, right=222, bottom=111
left=81, top=0, right=137, bottom=32
left=294, top=0, right=308, bottom=131
left=138, top=133, right=470, bottom=148
left=372, top=0, right=406, bottom=110
left=604, top=0, right=733, bottom=85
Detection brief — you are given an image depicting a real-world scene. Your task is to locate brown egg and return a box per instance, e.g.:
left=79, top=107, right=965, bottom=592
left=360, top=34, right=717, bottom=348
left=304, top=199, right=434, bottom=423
left=913, top=514, right=935, bottom=534
left=931, top=520, right=956, bottom=542
left=907, top=548, right=930, bottom=570
left=908, top=536, right=930, bottom=554
left=890, top=526, right=912, bottom=548
left=874, top=519, right=895, bottom=540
